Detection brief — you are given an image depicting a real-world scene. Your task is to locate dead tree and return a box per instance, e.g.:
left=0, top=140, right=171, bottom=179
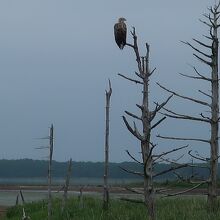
left=157, top=2, right=220, bottom=210
left=34, top=125, right=54, bottom=218
left=117, top=27, right=179, bottom=220
left=62, top=158, right=72, bottom=213
left=117, top=25, right=207, bottom=218
left=103, top=80, right=112, bottom=210
left=48, top=124, right=54, bottom=220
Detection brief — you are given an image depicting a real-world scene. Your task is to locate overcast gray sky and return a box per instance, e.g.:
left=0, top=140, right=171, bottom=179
left=0, top=0, right=217, bottom=162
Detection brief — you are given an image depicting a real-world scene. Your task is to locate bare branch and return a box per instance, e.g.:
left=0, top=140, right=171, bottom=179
left=150, top=117, right=166, bottom=130
left=157, top=83, right=211, bottom=108
left=200, top=113, right=211, bottom=120
left=105, top=79, right=112, bottom=97
left=118, top=73, right=143, bottom=85
left=119, top=198, right=144, bottom=204
left=193, top=53, right=213, bottom=66
left=153, top=145, right=189, bottom=161
left=173, top=171, right=189, bottom=182
left=134, top=121, right=142, bottom=138
left=124, top=187, right=144, bottom=194
left=192, top=66, right=212, bottom=81
left=136, top=104, right=143, bottom=110
left=203, top=13, right=215, bottom=27
left=122, top=116, right=144, bottom=141
left=157, top=134, right=210, bottom=143
left=135, top=71, right=144, bottom=79
left=162, top=182, right=206, bottom=198
left=158, top=157, right=209, bottom=170
left=173, top=154, right=185, bottom=162
left=155, top=188, right=173, bottom=193
left=198, top=90, right=212, bottom=98
left=188, top=150, right=209, bottom=162
left=150, top=95, right=173, bottom=121
left=125, top=43, right=134, bottom=48
left=144, top=144, right=157, bottom=176
left=179, top=70, right=212, bottom=81
left=125, top=110, right=142, bottom=121
left=149, top=67, right=156, bottom=77
left=179, top=72, right=209, bottom=81
left=203, top=34, right=213, bottom=40
left=153, top=164, right=188, bottom=178
left=193, top=38, right=212, bottom=49
left=35, top=146, right=49, bottom=150
left=215, top=1, right=220, bottom=10
left=181, top=41, right=212, bottom=59
left=199, top=19, right=212, bottom=27
left=130, top=27, right=142, bottom=74
left=161, top=107, right=210, bottom=123
left=119, top=166, right=144, bottom=177
left=126, top=150, right=143, bottom=165
left=203, top=13, right=213, bottom=20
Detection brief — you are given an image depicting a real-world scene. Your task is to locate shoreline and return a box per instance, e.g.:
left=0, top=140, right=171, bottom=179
left=0, top=184, right=212, bottom=195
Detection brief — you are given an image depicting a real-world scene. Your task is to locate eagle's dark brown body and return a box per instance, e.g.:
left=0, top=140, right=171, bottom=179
left=114, top=18, right=127, bottom=49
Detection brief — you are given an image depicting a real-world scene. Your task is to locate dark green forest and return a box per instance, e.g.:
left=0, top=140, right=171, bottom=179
left=0, top=159, right=211, bottom=180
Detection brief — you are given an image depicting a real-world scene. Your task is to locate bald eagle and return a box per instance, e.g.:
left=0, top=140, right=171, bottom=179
left=114, top=18, right=127, bottom=49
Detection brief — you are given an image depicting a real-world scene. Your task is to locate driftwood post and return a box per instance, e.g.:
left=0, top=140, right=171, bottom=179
left=62, top=158, right=72, bottom=213
left=20, top=190, right=25, bottom=204
left=157, top=2, right=220, bottom=210
left=48, top=124, right=54, bottom=220
left=15, top=194, right=19, bottom=206
left=22, top=208, right=30, bottom=220
left=103, top=80, right=112, bottom=210
left=79, top=186, right=84, bottom=209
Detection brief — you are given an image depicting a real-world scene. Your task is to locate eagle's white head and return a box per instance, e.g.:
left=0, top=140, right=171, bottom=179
left=118, top=17, right=126, bottom=23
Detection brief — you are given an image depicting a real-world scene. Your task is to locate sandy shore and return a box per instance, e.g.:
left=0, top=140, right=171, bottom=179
left=0, top=184, right=212, bottom=195
left=0, top=184, right=213, bottom=218
left=0, top=185, right=131, bottom=194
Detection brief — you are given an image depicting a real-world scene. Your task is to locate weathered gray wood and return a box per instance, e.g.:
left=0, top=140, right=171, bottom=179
left=208, top=2, right=219, bottom=210
left=157, top=2, right=220, bottom=211
left=15, top=194, right=19, bottom=206
left=48, top=124, right=54, bottom=220
left=62, top=158, right=72, bottom=213
left=78, top=187, right=84, bottom=209
left=123, top=29, right=158, bottom=220
left=20, top=190, right=25, bottom=204
left=22, top=208, right=30, bottom=220
left=118, top=25, right=194, bottom=219
left=103, top=80, right=112, bottom=210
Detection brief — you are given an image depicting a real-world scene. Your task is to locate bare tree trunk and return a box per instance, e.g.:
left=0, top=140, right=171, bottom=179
left=62, top=158, right=72, bottom=213
left=103, top=80, right=112, bottom=210
left=208, top=6, right=219, bottom=209
left=142, top=48, right=155, bottom=220
left=118, top=26, right=185, bottom=219
left=120, top=30, right=162, bottom=220
left=48, top=124, right=54, bottom=220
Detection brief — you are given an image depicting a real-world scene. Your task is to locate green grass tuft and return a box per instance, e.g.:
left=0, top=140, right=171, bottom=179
left=2, top=196, right=220, bottom=220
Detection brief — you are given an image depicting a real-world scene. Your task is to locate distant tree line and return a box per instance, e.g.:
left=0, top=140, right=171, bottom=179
left=0, top=159, right=212, bottom=180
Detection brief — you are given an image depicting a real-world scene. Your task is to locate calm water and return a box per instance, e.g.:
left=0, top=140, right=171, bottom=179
left=0, top=177, right=141, bottom=206
left=0, top=177, right=141, bottom=186
left=0, top=190, right=81, bottom=206
left=0, top=190, right=48, bottom=206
